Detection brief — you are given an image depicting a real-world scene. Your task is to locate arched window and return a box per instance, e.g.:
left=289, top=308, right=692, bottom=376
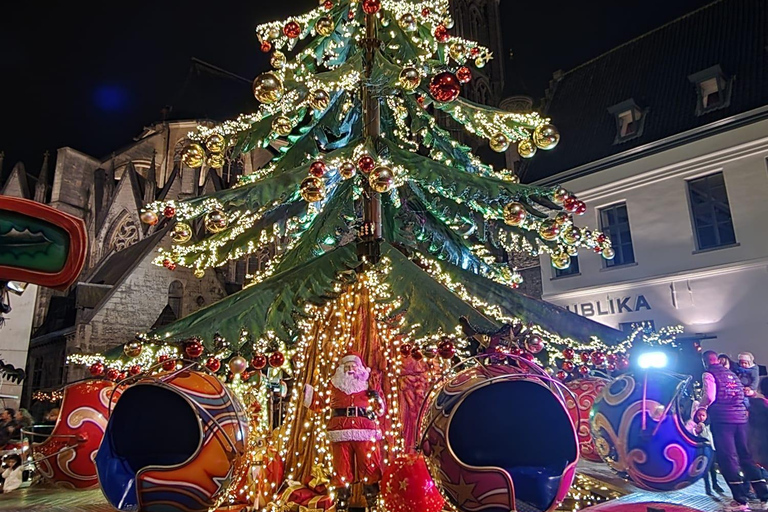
left=108, top=212, right=140, bottom=253
left=168, top=281, right=184, bottom=318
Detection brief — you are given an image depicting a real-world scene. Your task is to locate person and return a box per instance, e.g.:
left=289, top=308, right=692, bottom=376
left=749, top=378, right=768, bottom=468
left=0, top=409, right=16, bottom=447
left=736, top=353, right=761, bottom=398
left=720, top=354, right=736, bottom=371
left=698, top=350, right=768, bottom=510
left=304, top=353, right=385, bottom=511
left=43, top=408, right=60, bottom=424
left=11, top=409, right=33, bottom=441
left=0, top=454, right=22, bottom=493
left=688, top=407, right=725, bottom=495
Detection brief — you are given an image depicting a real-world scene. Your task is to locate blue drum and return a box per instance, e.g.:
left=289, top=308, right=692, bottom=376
left=590, top=371, right=713, bottom=491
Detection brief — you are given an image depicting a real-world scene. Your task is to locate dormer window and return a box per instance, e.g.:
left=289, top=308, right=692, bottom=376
left=608, top=99, right=647, bottom=144
left=688, top=65, right=732, bottom=115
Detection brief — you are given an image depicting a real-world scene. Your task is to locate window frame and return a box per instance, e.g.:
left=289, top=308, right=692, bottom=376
left=688, top=65, right=733, bottom=116
left=686, top=172, right=738, bottom=252
left=598, top=202, right=636, bottom=269
left=608, top=99, right=647, bottom=144
left=552, top=255, right=581, bottom=279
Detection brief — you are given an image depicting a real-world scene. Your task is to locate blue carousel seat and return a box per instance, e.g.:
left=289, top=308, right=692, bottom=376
left=506, top=464, right=565, bottom=510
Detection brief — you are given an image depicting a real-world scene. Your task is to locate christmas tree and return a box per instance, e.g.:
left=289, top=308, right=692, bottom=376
left=74, top=1, right=628, bottom=509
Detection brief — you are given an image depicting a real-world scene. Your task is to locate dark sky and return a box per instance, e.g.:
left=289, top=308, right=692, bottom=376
left=0, top=0, right=714, bottom=176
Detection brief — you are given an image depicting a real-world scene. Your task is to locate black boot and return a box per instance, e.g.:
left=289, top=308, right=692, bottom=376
left=335, top=486, right=351, bottom=512
left=363, top=483, right=380, bottom=511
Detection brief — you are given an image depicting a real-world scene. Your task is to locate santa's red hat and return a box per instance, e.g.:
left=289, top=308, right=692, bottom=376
left=340, top=352, right=365, bottom=367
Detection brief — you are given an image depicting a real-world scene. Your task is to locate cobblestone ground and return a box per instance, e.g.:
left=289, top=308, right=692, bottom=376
left=0, top=462, right=729, bottom=512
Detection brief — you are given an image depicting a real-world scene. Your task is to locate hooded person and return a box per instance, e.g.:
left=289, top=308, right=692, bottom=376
left=304, top=353, right=385, bottom=511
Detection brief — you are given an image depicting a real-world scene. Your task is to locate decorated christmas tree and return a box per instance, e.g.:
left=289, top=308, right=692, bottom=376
left=71, top=1, right=636, bottom=510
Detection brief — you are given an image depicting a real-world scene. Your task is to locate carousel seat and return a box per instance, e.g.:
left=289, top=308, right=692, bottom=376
left=506, top=465, right=565, bottom=510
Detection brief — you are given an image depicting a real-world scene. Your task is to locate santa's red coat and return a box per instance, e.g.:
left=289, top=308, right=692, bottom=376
left=306, top=383, right=384, bottom=443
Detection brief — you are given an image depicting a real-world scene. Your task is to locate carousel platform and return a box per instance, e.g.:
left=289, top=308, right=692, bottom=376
left=0, top=463, right=726, bottom=512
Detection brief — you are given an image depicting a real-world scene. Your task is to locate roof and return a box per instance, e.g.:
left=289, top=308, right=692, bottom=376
left=88, top=228, right=168, bottom=286
left=521, top=0, right=768, bottom=184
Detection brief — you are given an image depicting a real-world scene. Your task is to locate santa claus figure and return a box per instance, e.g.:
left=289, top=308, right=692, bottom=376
left=304, top=353, right=385, bottom=511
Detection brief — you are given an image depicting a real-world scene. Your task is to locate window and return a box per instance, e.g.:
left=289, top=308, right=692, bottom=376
left=599, top=203, right=635, bottom=267
left=688, top=173, right=736, bottom=250
left=168, top=280, right=184, bottom=318
left=619, top=320, right=655, bottom=334
left=688, top=65, right=732, bottom=115
left=608, top=99, right=647, bottom=143
left=554, top=256, right=580, bottom=278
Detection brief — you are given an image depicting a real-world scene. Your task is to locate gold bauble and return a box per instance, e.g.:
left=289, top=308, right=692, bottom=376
left=539, top=220, right=560, bottom=241
left=140, top=210, right=159, bottom=226
left=309, top=89, right=331, bottom=110
left=193, top=268, right=205, bottom=279
left=561, top=226, right=582, bottom=245
left=449, top=43, right=466, bottom=63
left=423, top=346, right=438, bottom=360
left=229, top=356, right=248, bottom=375
left=339, top=161, right=357, bottom=179
left=566, top=245, right=579, bottom=256
left=533, top=123, right=560, bottom=150
left=171, top=222, right=193, bottom=244
left=475, top=56, right=487, bottom=68
left=315, top=16, right=334, bottom=36
left=398, top=13, right=417, bottom=32
left=554, top=212, right=571, bottom=226
left=399, top=67, right=421, bottom=91
left=552, top=187, right=570, bottom=205
left=124, top=342, right=143, bottom=358
left=503, top=202, right=527, bottom=226
left=252, top=73, right=284, bottom=104
left=369, top=166, right=395, bottom=193
left=181, top=143, right=205, bottom=168
left=268, top=27, right=281, bottom=40
left=500, top=169, right=520, bottom=183
left=602, top=247, right=616, bottom=260
left=489, top=133, right=510, bottom=153
left=300, top=176, right=326, bottom=202
left=517, top=138, right=537, bottom=159
left=205, top=133, right=226, bottom=154
left=272, top=116, right=293, bottom=136
left=552, top=252, right=571, bottom=270
left=204, top=209, right=228, bottom=233
left=207, top=153, right=225, bottom=169
left=271, top=50, right=287, bottom=70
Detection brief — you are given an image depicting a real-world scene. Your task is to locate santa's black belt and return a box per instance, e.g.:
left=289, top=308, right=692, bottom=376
left=332, top=407, right=373, bottom=419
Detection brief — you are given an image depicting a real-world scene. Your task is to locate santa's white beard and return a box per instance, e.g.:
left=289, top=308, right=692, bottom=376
left=331, top=366, right=370, bottom=395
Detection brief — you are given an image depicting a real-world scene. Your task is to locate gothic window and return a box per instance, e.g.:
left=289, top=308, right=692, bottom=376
left=168, top=281, right=184, bottom=318
left=471, top=79, right=492, bottom=106
left=108, top=213, right=140, bottom=253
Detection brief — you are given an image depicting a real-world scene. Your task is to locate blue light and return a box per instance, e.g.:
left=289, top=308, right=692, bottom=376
left=638, top=351, right=668, bottom=369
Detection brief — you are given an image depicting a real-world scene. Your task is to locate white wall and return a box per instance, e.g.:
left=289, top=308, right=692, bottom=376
left=0, top=284, right=38, bottom=408
left=541, top=118, right=768, bottom=361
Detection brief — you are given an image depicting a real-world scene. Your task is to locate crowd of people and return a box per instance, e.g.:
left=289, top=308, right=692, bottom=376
left=692, top=350, right=768, bottom=511
left=0, top=406, right=58, bottom=495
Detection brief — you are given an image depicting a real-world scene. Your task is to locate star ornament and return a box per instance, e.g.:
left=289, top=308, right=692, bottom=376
left=399, top=478, right=409, bottom=491
left=444, top=475, right=478, bottom=506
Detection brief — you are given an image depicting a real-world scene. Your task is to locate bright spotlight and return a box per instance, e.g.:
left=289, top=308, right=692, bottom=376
left=637, top=351, right=668, bottom=369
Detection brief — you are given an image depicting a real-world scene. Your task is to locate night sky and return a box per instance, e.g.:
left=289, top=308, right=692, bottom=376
left=0, top=0, right=714, bottom=176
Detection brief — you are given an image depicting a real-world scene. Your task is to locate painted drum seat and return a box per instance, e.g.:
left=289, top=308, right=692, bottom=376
left=590, top=371, right=713, bottom=491
left=565, top=377, right=610, bottom=462
left=32, top=379, right=121, bottom=489
left=96, top=367, right=248, bottom=512
left=421, top=356, right=579, bottom=512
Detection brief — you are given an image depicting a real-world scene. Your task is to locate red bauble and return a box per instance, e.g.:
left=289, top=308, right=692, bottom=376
left=163, top=259, right=176, bottom=270
left=563, top=196, right=578, bottom=212
left=206, top=357, right=221, bottom=372
left=119, top=371, right=128, bottom=380
left=579, top=365, right=591, bottom=376
left=607, top=363, right=617, bottom=372
left=456, top=66, right=472, bottom=84
left=434, top=24, right=449, bottom=43
left=429, top=72, right=461, bottom=103
left=241, top=371, right=252, bottom=382
left=284, top=21, right=301, bottom=39
left=616, top=356, right=630, bottom=370
left=309, top=160, right=327, bottom=177
left=411, top=348, right=424, bottom=361
left=579, top=351, right=592, bottom=363
left=421, top=7, right=431, bottom=16
left=399, top=343, right=413, bottom=357
left=381, top=453, right=444, bottom=512
left=362, top=0, right=381, bottom=15
left=562, top=361, right=575, bottom=372
left=575, top=200, right=587, bottom=215
left=606, top=353, right=617, bottom=364
left=358, top=155, right=375, bottom=173
left=593, top=246, right=603, bottom=253
left=324, top=0, right=333, bottom=9
left=261, top=41, right=272, bottom=53
left=597, top=233, right=607, bottom=243
left=591, top=351, right=606, bottom=366
left=417, top=95, right=426, bottom=108
left=556, top=370, right=568, bottom=381
left=89, top=362, right=105, bottom=377
left=252, top=354, right=268, bottom=370
left=563, top=347, right=575, bottom=360
left=512, top=347, right=525, bottom=356
left=185, top=340, right=204, bottom=359
left=437, top=339, right=455, bottom=359
left=163, top=206, right=176, bottom=218
left=522, top=352, right=535, bottom=361
left=163, top=360, right=176, bottom=371
left=105, top=368, right=120, bottom=381
left=348, top=8, right=356, bottom=20
left=269, top=351, right=285, bottom=367
left=129, top=365, right=142, bottom=376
